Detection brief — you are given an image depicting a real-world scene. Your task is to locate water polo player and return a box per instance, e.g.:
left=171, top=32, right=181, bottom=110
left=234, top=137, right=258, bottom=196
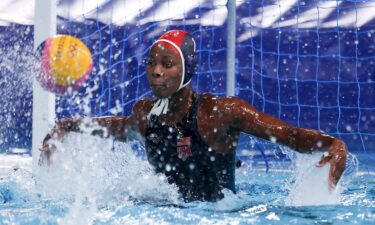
left=39, top=30, right=349, bottom=202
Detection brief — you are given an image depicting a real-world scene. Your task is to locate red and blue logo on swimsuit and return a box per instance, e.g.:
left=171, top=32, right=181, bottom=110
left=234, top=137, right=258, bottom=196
left=177, top=136, right=192, bottom=159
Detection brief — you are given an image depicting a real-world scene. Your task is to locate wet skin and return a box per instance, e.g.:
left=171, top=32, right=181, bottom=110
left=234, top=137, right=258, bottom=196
left=40, top=43, right=349, bottom=189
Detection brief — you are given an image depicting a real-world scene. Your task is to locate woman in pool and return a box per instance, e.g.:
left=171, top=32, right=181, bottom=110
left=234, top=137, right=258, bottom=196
left=39, top=30, right=348, bottom=202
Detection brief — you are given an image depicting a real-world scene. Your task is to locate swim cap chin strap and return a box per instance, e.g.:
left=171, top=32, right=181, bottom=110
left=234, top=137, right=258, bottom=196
left=147, top=98, right=170, bottom=119
left=147, top=39, right=192, bottom=120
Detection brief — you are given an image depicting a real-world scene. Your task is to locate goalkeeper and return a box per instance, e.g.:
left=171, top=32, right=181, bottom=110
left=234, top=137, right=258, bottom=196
left=39, top=30, right=348, bottom=202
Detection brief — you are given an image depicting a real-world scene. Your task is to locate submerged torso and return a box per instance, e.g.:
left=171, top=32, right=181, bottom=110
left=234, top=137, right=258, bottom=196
left=145, top=93, right=236, bottom=202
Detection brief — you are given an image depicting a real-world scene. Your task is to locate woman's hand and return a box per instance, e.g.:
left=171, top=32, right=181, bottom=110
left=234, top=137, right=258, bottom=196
left=38, top=134, right=55, bottom=166
left=315, top=140, right=348, bottom=189
left=38, top=121, right=67, bottom=166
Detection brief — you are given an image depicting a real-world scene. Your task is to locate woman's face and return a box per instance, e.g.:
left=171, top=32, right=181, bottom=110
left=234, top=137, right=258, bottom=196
left=146, top=43, right=183, bottom=98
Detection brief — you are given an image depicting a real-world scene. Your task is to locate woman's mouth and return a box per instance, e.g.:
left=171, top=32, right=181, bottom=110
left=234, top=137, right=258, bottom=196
left=151, top=84, right=166, bottom=88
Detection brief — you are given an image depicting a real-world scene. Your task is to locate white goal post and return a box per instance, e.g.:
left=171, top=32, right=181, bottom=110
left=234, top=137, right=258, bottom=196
left=32, top=0, right=56, bottom=169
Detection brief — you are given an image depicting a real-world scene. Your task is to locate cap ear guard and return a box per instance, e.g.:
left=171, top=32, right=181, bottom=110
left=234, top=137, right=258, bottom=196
left=180, top=34, right=197, bottom=86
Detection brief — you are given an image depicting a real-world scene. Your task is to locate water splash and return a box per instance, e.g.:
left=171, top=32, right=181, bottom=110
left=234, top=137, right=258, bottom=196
left=285, top=151, right=358, bottom=206
left=0, top=36, right=37, bottom=151
left=0, top=166, right=38, bottom=205
left=285, top=152, right=339, bottom=206
left=34, top=132, right=180, bottom=223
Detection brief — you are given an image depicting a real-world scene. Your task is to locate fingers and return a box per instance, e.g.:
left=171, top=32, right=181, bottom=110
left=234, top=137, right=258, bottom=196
left=315, top=140, right=348, bottom=190
left=40, top=130, right=62, bottom=153
left=329, top=153, right=347, bottom=188
left=39, top=144, right=50, bottom=152
left=328, top=161, right=337, bottom=189
left=315, top=152, right=331, bottom=167
left=315, top=151, right=338, bottom=189
left=38, top=151, right=47, bottom=166
left=38, top=123, right=66, bottom=166
left=38, top=143, right=56, bottom=166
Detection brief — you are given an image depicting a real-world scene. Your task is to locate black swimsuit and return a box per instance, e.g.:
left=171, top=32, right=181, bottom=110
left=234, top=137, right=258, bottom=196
left=145, top=93, right=236, bottom=202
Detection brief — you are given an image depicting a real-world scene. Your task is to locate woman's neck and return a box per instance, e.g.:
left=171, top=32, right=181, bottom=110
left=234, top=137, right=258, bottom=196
left=161, top=85, right=194, bottom=124
left=169, top=85, right=193, bottom=108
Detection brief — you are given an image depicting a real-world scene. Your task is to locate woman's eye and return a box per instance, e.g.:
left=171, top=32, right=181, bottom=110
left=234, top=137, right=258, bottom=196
left=164, top=62, right=174, bottom=68
left=147, top=59, right=155, bottom=66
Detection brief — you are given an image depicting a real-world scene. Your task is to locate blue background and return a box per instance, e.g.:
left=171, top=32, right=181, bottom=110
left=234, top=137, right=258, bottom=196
left=0, top=1, right=374, bottom=169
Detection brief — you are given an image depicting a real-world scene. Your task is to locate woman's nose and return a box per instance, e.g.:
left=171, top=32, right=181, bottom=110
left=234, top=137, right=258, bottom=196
left=151, top=72, right=162, bottom=78
left=151, top=64, right=163, bottom=77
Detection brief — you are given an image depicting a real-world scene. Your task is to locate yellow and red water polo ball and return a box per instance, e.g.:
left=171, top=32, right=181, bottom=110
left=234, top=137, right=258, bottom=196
left=38, top=35, right=93, bottom=94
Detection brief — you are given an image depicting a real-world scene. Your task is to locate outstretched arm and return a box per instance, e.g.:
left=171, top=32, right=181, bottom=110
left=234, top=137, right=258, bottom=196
left=38, top=116, right=135, bottom=165
left=227, top=97, right=348, bottom=188
left=45, top=116, right=135, bottom=142
left=39, top=99, right=152, bottom=165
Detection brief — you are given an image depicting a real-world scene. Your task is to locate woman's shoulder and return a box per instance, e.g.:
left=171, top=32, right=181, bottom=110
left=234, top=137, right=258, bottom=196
left=135, top=98, right=154, bottom=106
left=132, top=98, right=154, bottom=116
left=199, top=92, right=245, bottom=107
left=198, top=92, right=255, bottom=119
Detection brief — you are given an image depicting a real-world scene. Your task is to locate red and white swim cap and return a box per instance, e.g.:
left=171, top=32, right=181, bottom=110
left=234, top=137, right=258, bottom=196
left=151, top=30, right=197, bottom=92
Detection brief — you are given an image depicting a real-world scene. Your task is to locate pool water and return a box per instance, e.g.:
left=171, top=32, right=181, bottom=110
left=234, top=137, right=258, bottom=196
left=0, top=133, right=374, bottom=225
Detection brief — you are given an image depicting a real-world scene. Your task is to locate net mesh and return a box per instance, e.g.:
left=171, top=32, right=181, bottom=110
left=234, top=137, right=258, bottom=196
left=1, top=1, right=374, bottom=170
left=54, top=0, right=375, bottom=169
